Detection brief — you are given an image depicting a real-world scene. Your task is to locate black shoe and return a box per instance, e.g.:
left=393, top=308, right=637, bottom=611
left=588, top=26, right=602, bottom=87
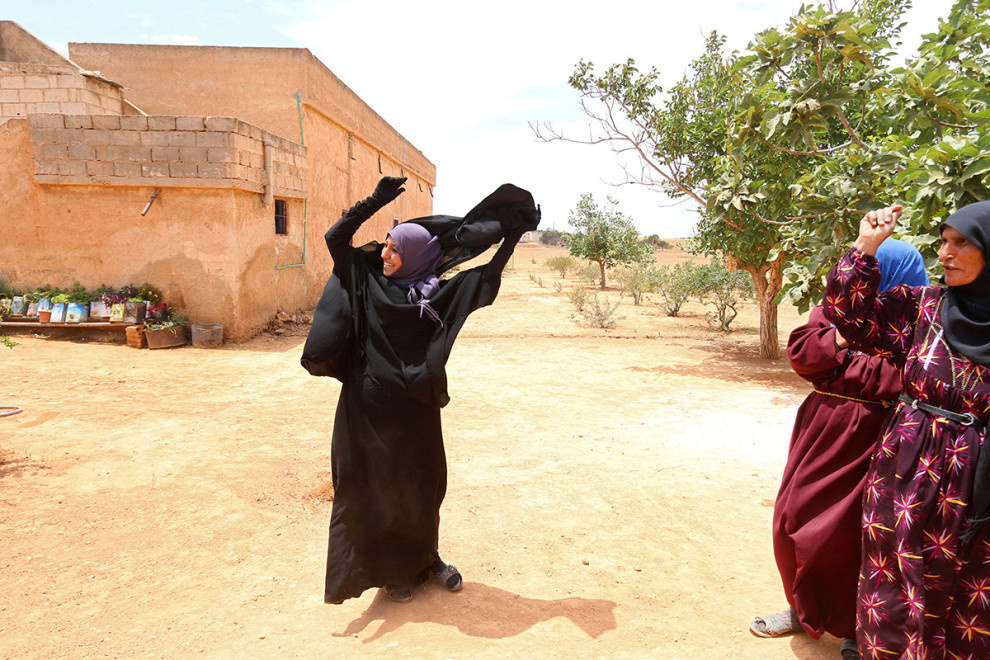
left=385, top=585, right=414, bottom=602
left=840, top=639, right=860, bottom=660
left=431, top=559, right=463, bottom=592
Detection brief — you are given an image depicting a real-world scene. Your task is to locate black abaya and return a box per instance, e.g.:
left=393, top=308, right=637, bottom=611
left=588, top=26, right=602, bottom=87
left=321, top=187, right=537, bottom=603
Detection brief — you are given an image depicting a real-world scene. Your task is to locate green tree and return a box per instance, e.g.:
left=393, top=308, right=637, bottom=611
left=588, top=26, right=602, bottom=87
left=537, top=0, right=988, bottom=358
left=689, top=258, right=754, bottom=331
left=653, top=261, right=698, bottom=317
left=537, top=34, right=790, bottom=356
left=562, top=194, right=653, bottom=289
left=713, top=0, right=990, bottom=309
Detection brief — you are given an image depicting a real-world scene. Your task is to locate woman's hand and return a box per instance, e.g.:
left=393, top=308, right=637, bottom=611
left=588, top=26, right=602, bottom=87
left=853, top=205, right=902, bottom=256
left=371, top=176, right=407, bottom=206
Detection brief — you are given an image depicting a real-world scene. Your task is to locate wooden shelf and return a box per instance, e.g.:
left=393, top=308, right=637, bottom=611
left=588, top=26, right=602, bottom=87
left=1, top=320, right=136, bottom=331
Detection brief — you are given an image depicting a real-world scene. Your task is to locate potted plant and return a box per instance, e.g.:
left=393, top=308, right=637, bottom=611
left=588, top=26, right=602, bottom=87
left=50, top=293, right=70, bottom=323
left=65, top=281, right=94, bottom=323
left=123, top=297, right=147, bottom=324
left=100, top=287, right=130, bottom=323
left=24, top=290, right=43, bottom=318
left=137, top=283, right=163, bottom=321
left=9, top=291, right=27, bottom=316
left=144, top=311, right=189, bottom=349
left=36, top=285, right=55, bottom=316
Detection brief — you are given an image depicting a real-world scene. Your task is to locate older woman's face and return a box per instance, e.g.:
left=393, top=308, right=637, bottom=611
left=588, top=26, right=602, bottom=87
left=939, top=225, right=986, bottom=286
left=382, top=236, right=402, bottom=277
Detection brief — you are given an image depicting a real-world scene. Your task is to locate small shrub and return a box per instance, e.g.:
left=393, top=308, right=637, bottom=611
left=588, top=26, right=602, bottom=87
left=566, top=286, right=590, bottom=312
left=545, top=255, right=578, bottom=278
left=552, top=281, right=562, bottom=293
left=576, top=262, right=600, bottom=286
left=615, top=263, right=657, bottom=306
left=654, top=261, right=698, bottom=317
left=584, top=293, right=621, bottom=330
left=528, top=273, right=545, bottom=288
left=690, top=258, right=754, bottom=331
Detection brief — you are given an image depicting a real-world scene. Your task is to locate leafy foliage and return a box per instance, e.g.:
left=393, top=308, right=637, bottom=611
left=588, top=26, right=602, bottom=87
left=563, top=194, right=654, bottom=289
left=537, top=0, right=990, bottom=357
left=653, top=261, right=699, bottom=317
left=545, top=255, right=579, bottom=278
left=689, top=259, right=754, bottom=331
left=614, top=262, right=657, bottom=306
left=538, top=229, right=566, bottom=246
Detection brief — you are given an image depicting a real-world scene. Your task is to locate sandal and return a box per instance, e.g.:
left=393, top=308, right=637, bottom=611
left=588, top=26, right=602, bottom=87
left=431, top=559, right=463, bottom=592
left=749, top=607, right=802, bottom=638
left=840, top=638, right=860, bottom=659
left=385, top=585, right=413, bottom=603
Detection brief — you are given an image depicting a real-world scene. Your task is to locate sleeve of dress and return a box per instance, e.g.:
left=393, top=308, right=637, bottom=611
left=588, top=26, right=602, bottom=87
left=787, top=307, right=844, bottom=382
left=324, top=199, right=380, bottom=268
left=482, top=228, right=523, bottom=281
left=821, top=247, right=920, bottom=362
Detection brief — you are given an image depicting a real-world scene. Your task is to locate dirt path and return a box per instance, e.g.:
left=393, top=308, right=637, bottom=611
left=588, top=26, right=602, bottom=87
left=1, top=245, right=847, bottom=658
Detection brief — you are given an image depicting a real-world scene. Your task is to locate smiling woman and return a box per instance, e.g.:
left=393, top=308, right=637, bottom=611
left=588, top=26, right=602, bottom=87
left=308, top=175, right=540, bottom=606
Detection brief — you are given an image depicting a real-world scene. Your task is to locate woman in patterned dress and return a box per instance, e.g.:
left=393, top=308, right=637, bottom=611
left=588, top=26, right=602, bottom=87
left=822, top=202, right=990, bottom=658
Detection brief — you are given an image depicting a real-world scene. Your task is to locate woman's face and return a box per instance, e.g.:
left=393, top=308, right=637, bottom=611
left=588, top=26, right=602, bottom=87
left=939, top=225, right=986, bottom=286
left=382, top=236, right=402, bottom=277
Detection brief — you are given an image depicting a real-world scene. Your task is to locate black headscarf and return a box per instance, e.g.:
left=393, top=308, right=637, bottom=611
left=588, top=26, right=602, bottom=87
left=940, top=200, right=990, bottom=365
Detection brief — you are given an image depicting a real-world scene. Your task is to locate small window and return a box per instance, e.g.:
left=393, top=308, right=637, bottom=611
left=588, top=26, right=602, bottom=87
left=275, top=199, right=288, bottom=235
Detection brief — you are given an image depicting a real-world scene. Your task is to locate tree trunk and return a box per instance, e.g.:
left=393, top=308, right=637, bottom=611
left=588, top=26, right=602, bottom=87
left=739, top=252, right=785, bottom=360
left=598, top=260, right=607, bottom=289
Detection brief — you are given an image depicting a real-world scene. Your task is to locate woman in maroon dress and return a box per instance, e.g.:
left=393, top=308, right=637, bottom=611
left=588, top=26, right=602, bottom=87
left=751, top=239, right=928, bottom=658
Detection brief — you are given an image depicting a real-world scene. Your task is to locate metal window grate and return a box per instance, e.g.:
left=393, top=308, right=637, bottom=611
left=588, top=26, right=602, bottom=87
left=275, top=199, right=288, bottom=235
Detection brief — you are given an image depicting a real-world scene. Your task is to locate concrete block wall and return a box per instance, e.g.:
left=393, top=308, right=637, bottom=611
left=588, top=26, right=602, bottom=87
left=0, top=63, right=125, bottom=120
left=27, top=114, right=308, bottom=198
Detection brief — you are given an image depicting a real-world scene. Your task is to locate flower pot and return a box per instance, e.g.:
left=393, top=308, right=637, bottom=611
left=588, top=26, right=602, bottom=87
left=10, top=296, right=27, bottom=316
left=90, top=301, right=108, bottom=319
left=145, top=325, right=189, bottom=350
left=38, top=309, right=52, bottom=323
left=125, top=325, right=147, bottom=348
left=110, top=303, right=126, bottom=323
left=50, top=302, right=67, bottom=323
left=191, top=323, right=224, bottom=348
left=124, top=301, right=147, bottom=324
left=66, top=302, right=90, bottom=323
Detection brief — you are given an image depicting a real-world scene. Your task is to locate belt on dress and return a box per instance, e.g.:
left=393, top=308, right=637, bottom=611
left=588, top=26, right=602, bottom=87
left=899, top=393, right=990, bottom=543
left=814, top=389, right=894, bottom=407
left=898, top=393, right=981, bottom=426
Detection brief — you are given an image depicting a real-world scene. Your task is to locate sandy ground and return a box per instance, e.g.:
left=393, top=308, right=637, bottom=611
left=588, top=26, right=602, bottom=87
left=0, top=244, right=852, bottom=658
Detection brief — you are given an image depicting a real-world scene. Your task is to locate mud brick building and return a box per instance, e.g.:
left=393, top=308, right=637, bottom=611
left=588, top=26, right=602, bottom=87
left=0, top=21, right=435, bottom=340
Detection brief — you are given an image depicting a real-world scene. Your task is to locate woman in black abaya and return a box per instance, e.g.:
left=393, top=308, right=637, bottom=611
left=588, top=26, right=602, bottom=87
left=309, top=176, right=539, bottom=604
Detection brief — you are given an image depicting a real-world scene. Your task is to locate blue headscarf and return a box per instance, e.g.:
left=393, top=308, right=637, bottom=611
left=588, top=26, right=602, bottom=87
left=875, top=238, right=929, bottom=292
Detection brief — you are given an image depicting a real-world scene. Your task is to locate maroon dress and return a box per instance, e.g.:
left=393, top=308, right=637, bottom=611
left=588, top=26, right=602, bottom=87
left=773, top=306, right=902, bottom=639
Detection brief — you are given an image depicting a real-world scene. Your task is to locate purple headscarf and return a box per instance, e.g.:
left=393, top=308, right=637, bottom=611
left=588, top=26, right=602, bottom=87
left=386, top=222, right=444, bottom=322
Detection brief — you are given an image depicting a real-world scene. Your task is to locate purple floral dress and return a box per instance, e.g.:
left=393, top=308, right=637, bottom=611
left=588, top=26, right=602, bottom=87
left=824, top=248, right=990, bottom=659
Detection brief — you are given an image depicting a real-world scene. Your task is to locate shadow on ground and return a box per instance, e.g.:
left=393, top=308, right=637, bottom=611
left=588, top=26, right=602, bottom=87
left=334, top=581, right=617, bottom=643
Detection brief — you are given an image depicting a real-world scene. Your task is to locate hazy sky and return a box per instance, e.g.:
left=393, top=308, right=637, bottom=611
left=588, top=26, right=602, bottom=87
left=4, top=0, right=957, bottom=236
